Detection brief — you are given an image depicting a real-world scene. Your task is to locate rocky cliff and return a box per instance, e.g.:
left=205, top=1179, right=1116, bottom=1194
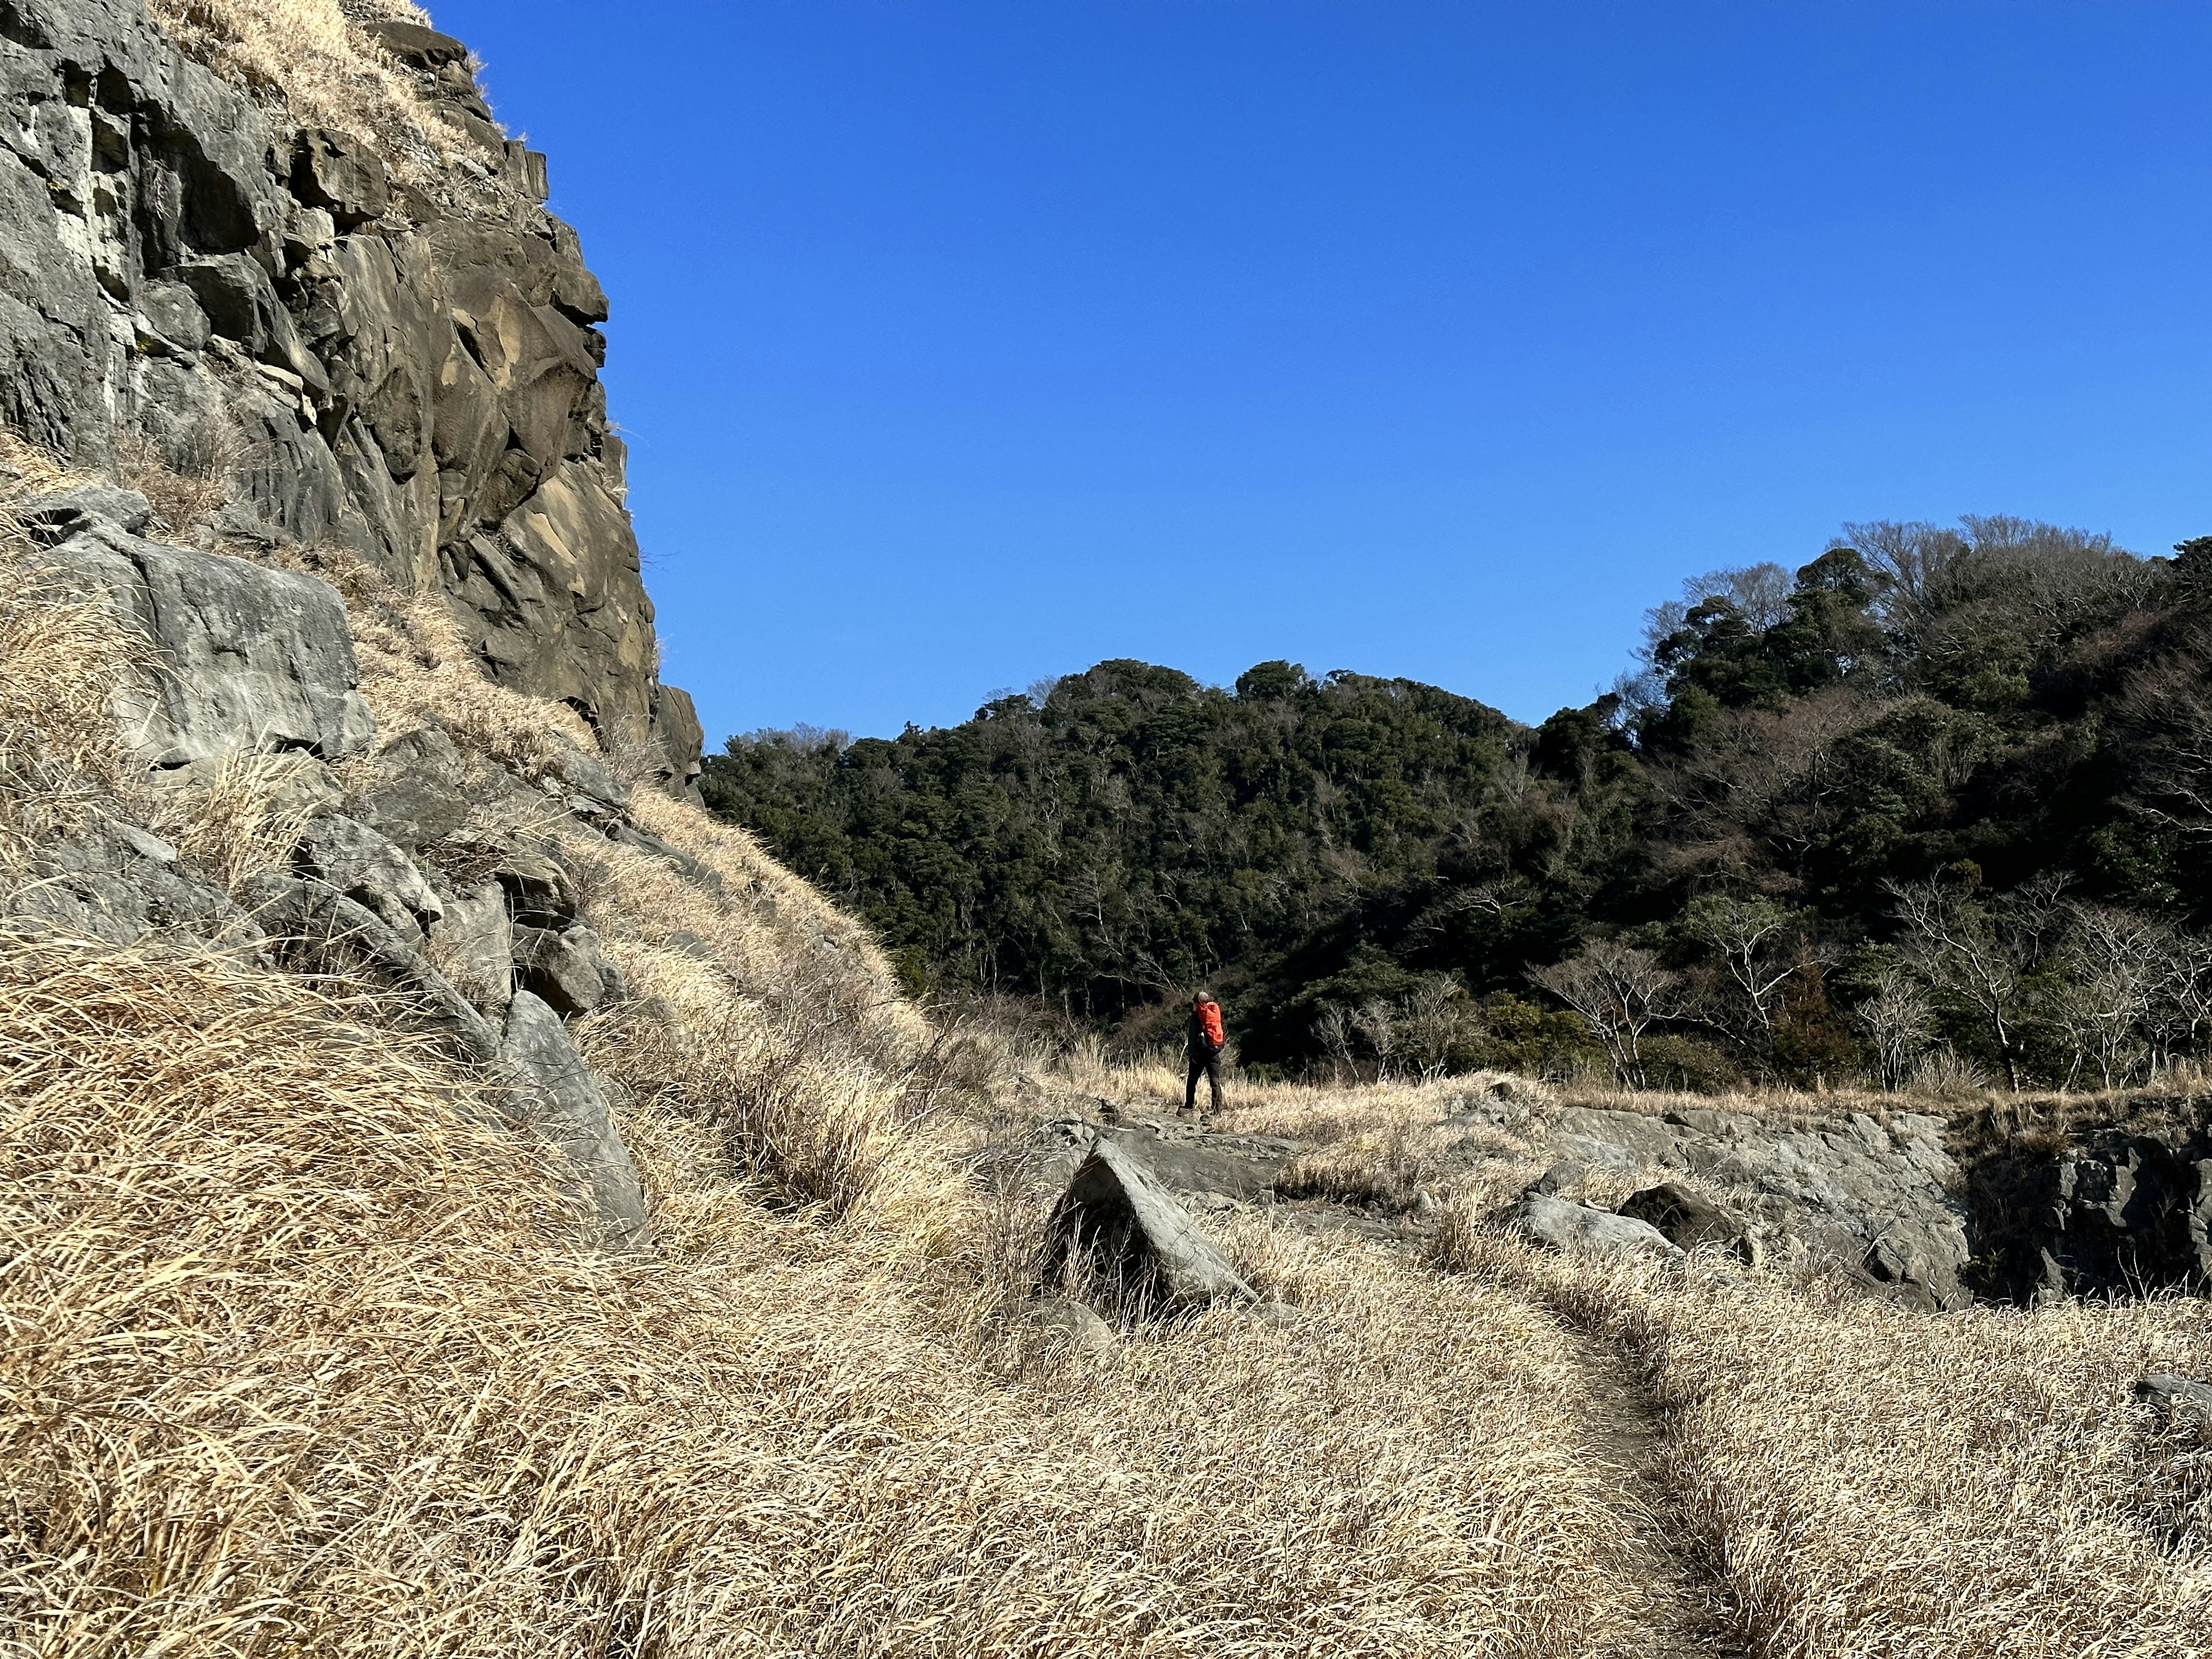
left=0, top=0, right=700, bottom=791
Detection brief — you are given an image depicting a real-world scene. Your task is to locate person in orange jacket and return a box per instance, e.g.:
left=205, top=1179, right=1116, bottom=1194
left=1183, top=991, right=1226, bottom=1117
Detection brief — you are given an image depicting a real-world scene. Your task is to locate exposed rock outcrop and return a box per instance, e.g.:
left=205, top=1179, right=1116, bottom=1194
left=0, top=0, right=699, bottom=788
left=1965, top=1111, right=2212, bottom=1303
left=1514, top=1190, right=1684, bottom=1261
left=1514, top=1103, right=1974, bottom=1312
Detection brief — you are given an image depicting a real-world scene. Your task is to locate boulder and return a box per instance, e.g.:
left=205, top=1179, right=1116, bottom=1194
left=2, top=816, right=254, bottom=948
left=430, top=878, right=515, bottom=1014
left=514, top=922, right=622, bottom=1015
left=46, top=528, right=376, bottom=768
left=1967, top=1118, right=2212, bottom=1304
left=293, top=813, right=442, bottom=943
left=234, top=872, right=497, bottom=1062
left=1514, top=1191, right=1685, bottom=1261
left=1532, top=1105, right=1973, bottom=1309
left=2138, top=1373, right=2212, bottom=1440
left=1017, top=1296, right=1115, bottom=1360
left=291, top=128, right=388, bottom=229
left=365, top=17, right=473, bottom=70
left=353, top=727, right=477, bottom=849
left=1620, top=1181, right=1759, bottom=1264
left=498, top=991, right=650, bottom=1251
left=17, top=485, right=153, bottom=539
left=493, top=846, right=577, bottom=928
left=1045, top=1136, right=1256, bottom=1311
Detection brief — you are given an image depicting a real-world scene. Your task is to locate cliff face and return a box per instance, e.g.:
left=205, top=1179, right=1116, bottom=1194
left=0, top=0, right=700, bottom=791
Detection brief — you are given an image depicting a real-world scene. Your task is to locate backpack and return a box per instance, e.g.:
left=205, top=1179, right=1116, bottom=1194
left=1196, top=1000, right=1224, bottom=1050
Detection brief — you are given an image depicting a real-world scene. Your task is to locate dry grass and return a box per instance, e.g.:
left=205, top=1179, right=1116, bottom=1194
left=0, top=440, right=144, bottom=868
left=0, top=922, right=1674, bottom=1657
left=147, top=0, right=452, bottom=181
left=1428, top=1224, right=2212, bottom=1656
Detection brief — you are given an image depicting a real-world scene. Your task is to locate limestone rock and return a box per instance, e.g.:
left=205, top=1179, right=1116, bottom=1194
left=292, top=813, right=442, bottom=944
left=46, top=527, right=376, bottom=767
left=235, top=871, right=498, bottom=1062
left=1620, top=1181, right=1759, bottom=1264
left=498, top=991, right=650, bottom=1251
left=1515, top=1191, right=1685, bottom=1261
left=1046, top=1136, right=1256, bottom=1310
left=514, top=922, right=622, bottom=1015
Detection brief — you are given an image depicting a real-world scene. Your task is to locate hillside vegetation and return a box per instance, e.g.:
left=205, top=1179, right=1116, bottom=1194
left=707, top=520, right=2212, bottom=1092
left=7, top=2, right=2212, bottom=1656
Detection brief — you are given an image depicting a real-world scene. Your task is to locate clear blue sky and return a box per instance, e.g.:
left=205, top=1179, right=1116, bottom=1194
left=428, top=0, right=2212, bottom=744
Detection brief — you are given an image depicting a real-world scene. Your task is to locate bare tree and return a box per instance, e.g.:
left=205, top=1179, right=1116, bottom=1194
left=1885, top=876, right=2062, bottom=1090
left=1353, top=998, right=1400, bottom=1081
left=2052, top=903, right=2173, bottom=1088
left=1683, top=893, right=1819, bottom=1040
left=1529, top=940, right=1684, bottom=1082
left=1314, top=1002, right=1356, bottom=1084
left=1855, top=965, right=1936, bottom=1090
left=1397, top=976, right=1478, bottom=1082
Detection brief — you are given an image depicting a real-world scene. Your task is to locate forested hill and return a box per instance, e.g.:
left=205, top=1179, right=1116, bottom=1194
left=705, top=518, right=2212, bottom=1090
left=701, top=660, right=1518, bottom=1043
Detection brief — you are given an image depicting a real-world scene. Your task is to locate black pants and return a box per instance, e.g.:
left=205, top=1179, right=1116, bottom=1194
left=1184, top=1047, right=1222, bottom=1112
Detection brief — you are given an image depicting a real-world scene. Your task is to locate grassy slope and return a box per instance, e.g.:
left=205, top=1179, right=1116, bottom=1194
left=3, top=7, right=2208, bottom=1653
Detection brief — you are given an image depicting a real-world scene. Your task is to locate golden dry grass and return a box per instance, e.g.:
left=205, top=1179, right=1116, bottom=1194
left=0, top=923, right=1676, bottom=1657
left=147, top=0, right=450, bottom=180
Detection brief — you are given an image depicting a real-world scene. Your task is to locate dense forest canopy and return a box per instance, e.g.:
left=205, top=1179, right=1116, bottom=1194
left=704, top=519, right=2212, bottom=1090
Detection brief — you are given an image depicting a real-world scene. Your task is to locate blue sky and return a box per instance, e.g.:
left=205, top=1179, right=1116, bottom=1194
left=428, top=0, right=2212, bottom=743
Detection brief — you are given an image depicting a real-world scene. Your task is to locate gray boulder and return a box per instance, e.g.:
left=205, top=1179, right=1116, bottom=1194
left=352, top=726, right=478, bottom=849
left=293, top=813, right=442, bottom=944
left=430, top=878, right=515, bottom=1013
left=1046, top=1136, right=1256, bottom=1311
left=46, top=528, right=375, bottom=767
left=1532, top=1104, right=1973, bottom=1309
left=1620, top=1181, right=1759, bottom=1264
left=2138, top=1373, right=2212, bottom=1440
left=498, top=991, right=650, bottom=1251
left=290, top=128, right=388, bottom=229
left=17, top=485, right=153, bottom=538
left=234, top=872, right=497, bottom=1063
left=514, top=922, right=622, bottom=1015
left=2, top=815, right=253, bottom=948
left=1017, top=1295, right=1115, bottom=1360
left=493, top=846, right=577, bottom=928
left=1515, top=1191, right=1685, bottom=1261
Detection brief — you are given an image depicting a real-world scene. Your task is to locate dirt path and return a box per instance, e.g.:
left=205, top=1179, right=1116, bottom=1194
left=1551, top=1321, right=1749, bottom=1658
left=1059, top=1102, right=1749, bottom=1654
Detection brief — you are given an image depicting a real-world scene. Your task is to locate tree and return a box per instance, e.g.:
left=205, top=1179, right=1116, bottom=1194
left=1528, top=940, right=1684, bottom=1082
left=1885, top=875, right=2065, bottom=1090
left=1855, top=965, right=1936, bottom=1090
left=1681, top=893, right=1818, bottom=1041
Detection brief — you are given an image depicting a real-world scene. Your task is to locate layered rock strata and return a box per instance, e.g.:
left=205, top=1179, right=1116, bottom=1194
left=0, top=0, right=700, bottom=791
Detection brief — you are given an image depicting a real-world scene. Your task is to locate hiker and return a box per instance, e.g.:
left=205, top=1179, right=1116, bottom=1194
left=1183, top=991, right=1226, bottom=1116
